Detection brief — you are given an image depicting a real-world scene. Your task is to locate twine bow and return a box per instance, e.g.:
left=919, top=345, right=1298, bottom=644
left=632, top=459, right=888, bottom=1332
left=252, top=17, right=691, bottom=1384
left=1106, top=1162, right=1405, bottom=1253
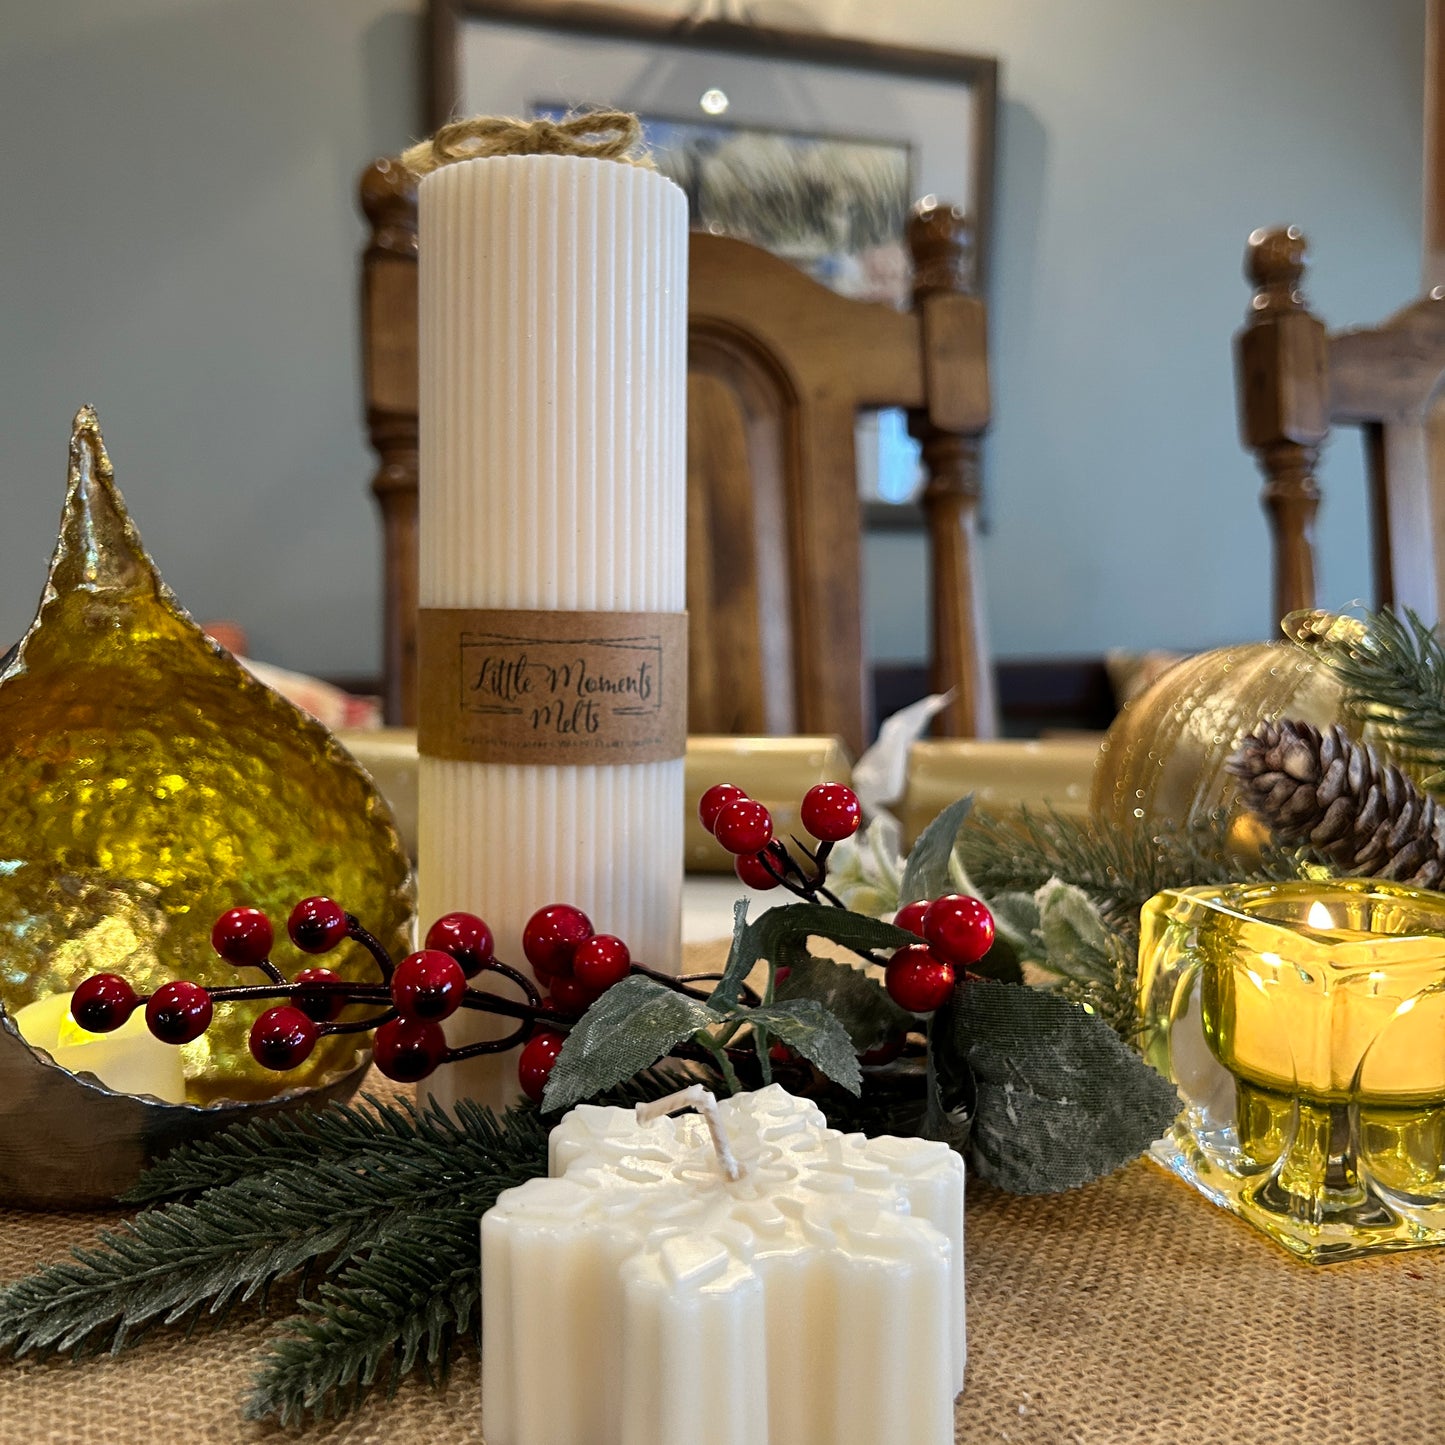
left=400, top=111, right=650, bottom=177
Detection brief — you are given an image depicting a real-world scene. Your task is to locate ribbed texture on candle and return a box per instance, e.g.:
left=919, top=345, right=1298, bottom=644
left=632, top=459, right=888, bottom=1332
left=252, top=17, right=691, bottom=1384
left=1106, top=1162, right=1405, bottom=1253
left=417, top=156, right=687, bottom=1107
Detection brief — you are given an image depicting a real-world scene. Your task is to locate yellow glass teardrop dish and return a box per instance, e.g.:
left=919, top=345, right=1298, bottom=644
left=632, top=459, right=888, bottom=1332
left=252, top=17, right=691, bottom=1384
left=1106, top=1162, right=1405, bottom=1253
left=0, top=409, right=413, bottom=1101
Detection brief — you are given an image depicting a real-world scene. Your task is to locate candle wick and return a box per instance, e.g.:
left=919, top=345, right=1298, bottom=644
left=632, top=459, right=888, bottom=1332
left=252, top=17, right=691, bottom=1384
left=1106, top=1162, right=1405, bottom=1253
left=637, top=1085, right=746, bottom=1182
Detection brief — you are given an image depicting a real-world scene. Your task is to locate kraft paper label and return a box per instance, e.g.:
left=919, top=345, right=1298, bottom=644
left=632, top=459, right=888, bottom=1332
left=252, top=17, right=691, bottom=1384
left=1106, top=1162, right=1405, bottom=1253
left=418, top=609, right=688, bottom=766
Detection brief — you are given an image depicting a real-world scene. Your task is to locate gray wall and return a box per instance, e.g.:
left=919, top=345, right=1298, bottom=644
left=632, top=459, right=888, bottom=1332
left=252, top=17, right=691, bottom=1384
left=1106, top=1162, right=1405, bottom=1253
left=0, top=0, right=1425, bottom=678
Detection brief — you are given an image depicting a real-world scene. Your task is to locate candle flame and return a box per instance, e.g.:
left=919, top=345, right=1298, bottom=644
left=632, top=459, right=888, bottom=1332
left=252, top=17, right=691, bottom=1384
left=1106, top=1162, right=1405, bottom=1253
left=1306, top=900, right=1336, bottom=930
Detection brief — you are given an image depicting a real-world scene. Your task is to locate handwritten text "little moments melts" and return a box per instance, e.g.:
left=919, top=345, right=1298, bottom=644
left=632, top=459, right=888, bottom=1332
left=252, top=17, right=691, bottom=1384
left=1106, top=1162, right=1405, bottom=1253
left=470, top=652, right=656, bottom=735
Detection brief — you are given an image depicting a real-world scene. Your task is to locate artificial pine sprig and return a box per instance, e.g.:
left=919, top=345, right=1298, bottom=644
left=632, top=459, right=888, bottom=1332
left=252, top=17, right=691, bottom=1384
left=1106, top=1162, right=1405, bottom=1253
left=954, top=806, right=1304, bottom=945
left=0, top=1078, right=689, bottom=1423
left=1291, top=606, right=1445, bottom=784
left=0, top=1095, right=542, bottom=1363
left=125, top=1091, right=441, bottom=1203
left=247, top=1211, right=483, bottom=1423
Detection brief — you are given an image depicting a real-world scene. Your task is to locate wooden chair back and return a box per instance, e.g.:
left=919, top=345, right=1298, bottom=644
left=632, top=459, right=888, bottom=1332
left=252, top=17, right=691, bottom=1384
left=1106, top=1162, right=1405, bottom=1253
left=360, top=160, right=993, bottom=755
left=1236, top=225, right=1445, bottom=627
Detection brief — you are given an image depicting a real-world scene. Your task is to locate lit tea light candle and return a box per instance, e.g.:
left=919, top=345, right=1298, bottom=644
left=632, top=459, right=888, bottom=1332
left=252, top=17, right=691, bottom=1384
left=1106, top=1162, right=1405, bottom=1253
left=481, top=1084, right=966, bottom=1445
left=1199, top=885, right=1445, bottom=1099
left=13, top=992, right=187, bottom=1103
left=1140, top=878, right=1445, bottom=1260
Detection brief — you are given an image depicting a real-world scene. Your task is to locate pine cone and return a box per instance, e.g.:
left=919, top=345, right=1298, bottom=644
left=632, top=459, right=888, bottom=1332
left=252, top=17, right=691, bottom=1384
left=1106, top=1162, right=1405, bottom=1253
left=1227, top=718, right=1445, bottom=887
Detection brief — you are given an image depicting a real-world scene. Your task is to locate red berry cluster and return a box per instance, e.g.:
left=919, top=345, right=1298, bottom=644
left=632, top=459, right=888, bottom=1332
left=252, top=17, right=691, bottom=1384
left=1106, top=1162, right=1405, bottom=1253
left=67, top=894, right=647, bottom=1103
left=515, top=903, right=635, bottom=1102
left=699, top=780, right=862, bottom=896
left=884, top=894, right=995, bottom=1013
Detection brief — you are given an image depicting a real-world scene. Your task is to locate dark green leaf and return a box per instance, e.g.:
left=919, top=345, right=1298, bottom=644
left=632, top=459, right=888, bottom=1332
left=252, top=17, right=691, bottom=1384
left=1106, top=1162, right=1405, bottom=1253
left=745, top=1000, right=862, bottom=1095
left=773, top=953, right=912, bottom=1050
left=710, top=903, right=917, bottom=1012
left=706, top=899, right=755, bottom=1009
left=922, top=1032, right=975, bottom=1153
left=543, top=976, right=718, bottom=1111
left=941, top=979, right=1179, bottom=1194
left=972, top=935, right=1024, bottom=985
left=899, top=796, right=974, bottom=904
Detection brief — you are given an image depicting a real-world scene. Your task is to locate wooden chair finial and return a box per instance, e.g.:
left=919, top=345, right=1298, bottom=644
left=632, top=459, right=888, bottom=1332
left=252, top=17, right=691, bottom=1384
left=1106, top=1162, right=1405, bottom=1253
left=360, top=158, right=419, bottom=259
left=1245, top=225, right=1308, bottom=313
left=907, top=200, right=975, bottom=295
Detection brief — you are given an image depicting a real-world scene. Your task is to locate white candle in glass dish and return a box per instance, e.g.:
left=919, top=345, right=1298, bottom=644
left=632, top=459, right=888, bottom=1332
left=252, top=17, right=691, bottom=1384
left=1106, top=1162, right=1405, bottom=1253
left=416, top=152, right=688, bottom=1108
left=481, top=1085, right=966, bottom=1445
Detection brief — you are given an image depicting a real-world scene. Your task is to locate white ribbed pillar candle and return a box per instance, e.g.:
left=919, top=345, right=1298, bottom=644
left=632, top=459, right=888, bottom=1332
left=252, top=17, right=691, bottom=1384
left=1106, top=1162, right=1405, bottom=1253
left=417, top=154, right=688, bottom=1108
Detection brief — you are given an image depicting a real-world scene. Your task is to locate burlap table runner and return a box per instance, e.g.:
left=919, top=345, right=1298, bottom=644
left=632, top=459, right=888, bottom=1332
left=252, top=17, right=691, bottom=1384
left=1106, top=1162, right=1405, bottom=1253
left=2, top=941, right=1443, bottom=1443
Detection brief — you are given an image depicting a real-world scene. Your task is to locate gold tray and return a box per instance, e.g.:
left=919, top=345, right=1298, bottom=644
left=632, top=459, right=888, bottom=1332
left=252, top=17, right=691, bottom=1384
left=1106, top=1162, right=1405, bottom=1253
left=899, top=737, right=1101, bottom=848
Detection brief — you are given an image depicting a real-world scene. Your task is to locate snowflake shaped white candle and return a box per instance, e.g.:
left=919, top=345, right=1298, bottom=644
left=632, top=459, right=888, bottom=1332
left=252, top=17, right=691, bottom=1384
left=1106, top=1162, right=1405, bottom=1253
left=482, top=1083, right=965, bottom=1445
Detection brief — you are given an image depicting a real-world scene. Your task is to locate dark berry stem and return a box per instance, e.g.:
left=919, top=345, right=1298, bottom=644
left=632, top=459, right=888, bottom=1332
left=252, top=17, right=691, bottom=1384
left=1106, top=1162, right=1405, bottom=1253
left=320, top=1010, right=397, bottom=1035
left=345, top=917, right=395, bottom=982
left=478, top=958, right=542, bottom=1011
left=252, top=959, right=288, bottom=987
left=629, top=962, right=716, bottom=1001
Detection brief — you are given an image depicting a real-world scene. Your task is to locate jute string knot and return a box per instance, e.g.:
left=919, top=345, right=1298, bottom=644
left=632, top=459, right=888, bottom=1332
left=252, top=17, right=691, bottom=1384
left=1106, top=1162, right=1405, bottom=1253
left=401, top=111, right=652, bottom=178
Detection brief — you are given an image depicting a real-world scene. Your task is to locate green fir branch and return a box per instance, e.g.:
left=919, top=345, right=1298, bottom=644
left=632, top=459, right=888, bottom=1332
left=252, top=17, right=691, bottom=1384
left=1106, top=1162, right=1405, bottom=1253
left=246, top=1208, right=486, bottom=1424
left=0, top=1075, right=690, bottom=1424
left=1297, top=607, right=1445, bottom=783
left=955, top=807, right=1306, bottom=946
left=126, top=1091, right=445, bottom=1203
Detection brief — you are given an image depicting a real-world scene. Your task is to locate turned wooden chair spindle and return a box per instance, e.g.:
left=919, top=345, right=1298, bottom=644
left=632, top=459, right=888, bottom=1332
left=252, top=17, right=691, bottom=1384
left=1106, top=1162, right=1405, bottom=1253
left=1237, top=224, right=1445, bottom=628
left=359, top=158, right=421, bottom=727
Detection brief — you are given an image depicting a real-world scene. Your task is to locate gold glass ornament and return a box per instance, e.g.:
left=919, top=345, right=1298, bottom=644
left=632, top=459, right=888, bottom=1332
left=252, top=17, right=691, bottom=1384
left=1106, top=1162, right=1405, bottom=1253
left=0, top=408, right=413, bottom=1102
left=1090, top=638, right=1349, bottom=856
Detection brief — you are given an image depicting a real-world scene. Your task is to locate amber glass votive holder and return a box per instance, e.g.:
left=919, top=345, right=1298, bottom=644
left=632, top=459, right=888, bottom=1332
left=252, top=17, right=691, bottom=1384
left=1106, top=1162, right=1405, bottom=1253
left=1139, top=879, right=1445, bottom=1262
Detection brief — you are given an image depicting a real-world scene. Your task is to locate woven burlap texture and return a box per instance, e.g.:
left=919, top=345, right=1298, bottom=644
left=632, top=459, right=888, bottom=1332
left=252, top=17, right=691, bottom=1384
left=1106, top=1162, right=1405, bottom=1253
left=2, top=941, right=1443, bottom=1443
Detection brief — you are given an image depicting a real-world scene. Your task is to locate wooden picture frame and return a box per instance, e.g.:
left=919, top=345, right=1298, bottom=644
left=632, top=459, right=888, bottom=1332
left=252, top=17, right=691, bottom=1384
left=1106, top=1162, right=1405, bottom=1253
left=427, top=0, right=994, bottom=278
left=426, top=0, right=998, bottom=520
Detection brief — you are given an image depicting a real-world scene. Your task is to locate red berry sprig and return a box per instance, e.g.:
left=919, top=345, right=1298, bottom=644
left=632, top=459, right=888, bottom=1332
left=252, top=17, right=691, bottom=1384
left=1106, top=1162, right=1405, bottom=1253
left=572, top=935, right=631, bottom=993
left=211, top=907, right=273, bottom=967
left=391, top=950, right=468, bottom=1022
left=424, top=911, right=495, bottom=977
left=697, top=781, right=863, bottom=908
left=62, top=779, right=976, bottom=1107
left=287, top=896, right=350, bottom=955
left=249, top=1006, right=319, bottom=1071
left=922, top=894, right=996, bottom=967
left=292, top=967, right=346, bottom=1023
left=713, top=799, right=774, bottom=855
left=66, top=893, right=721, bottom=1099
left=70, top=973, right=139, bottom=1033
left=893, top=899, right=931, bottom=939
left=882, top=895, right=997, bottom=1015
left=374, top=1017, right=449, bottom=1084
left=145, top=980, right=214, bottom=1045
